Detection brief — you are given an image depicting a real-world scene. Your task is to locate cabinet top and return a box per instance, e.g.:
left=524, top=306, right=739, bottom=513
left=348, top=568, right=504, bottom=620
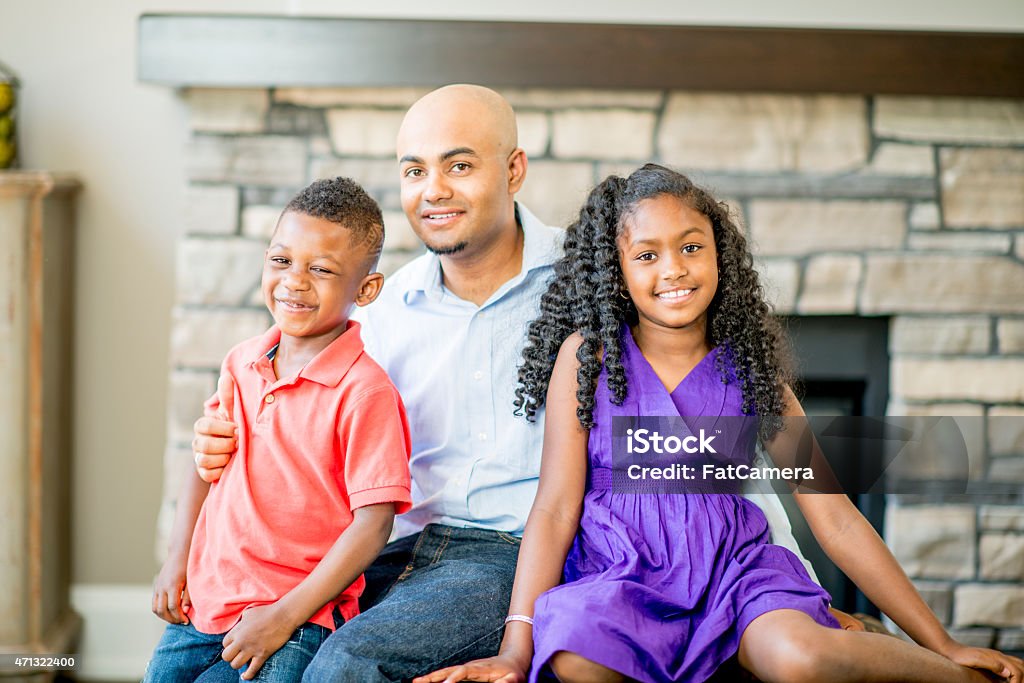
left=0, top=171, right=82, bottom=197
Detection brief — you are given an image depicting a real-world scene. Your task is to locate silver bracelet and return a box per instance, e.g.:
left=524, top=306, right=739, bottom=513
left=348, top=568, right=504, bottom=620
left=504, top=614, right=534, bottom=626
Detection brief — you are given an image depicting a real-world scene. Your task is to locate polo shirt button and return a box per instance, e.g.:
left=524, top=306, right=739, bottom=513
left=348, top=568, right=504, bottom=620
left=473, top=371, right=483, bottom=380
left=265, top=394, right=275, bottom=404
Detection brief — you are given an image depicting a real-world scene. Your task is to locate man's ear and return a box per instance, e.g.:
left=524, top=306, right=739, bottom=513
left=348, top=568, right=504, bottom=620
left=354, top=271, right=384, bottom=307
left=507, top=147, right=527, bottom=194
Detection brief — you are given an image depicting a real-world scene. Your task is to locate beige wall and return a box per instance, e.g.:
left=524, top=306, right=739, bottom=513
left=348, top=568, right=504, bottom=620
left=1, top=0, right=1022, bottom=588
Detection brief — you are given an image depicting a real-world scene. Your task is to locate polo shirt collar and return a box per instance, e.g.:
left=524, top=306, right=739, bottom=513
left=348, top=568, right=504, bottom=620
left=400, top=202, right=558, bottom=305
left=247, top=320, right=364, bottom=388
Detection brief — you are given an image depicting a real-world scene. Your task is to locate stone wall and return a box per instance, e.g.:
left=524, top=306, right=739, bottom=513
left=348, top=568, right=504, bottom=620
left=165, top=87, right=1024, bottom=650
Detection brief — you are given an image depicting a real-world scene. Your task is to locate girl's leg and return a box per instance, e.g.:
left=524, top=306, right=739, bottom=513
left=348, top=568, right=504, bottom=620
left=738, top=609, right=992, bottom=683
left=549, top=651, right=627, bottom=683
left=142, top=623, right=226, bottom=683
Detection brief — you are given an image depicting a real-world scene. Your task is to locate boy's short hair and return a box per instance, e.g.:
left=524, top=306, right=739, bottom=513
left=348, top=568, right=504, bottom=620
left=285, top=177, right=385, bottom=263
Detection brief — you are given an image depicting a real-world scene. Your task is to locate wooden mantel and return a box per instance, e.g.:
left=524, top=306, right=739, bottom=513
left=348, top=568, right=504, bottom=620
left=137, top=15, right=1024, bottom=97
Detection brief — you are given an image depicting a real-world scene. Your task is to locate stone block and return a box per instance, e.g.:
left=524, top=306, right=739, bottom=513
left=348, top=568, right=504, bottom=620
left=308, top=158, right=400, bottom=209
left=889, top=317, right=990, bottom=355
left=166, top=371, right=215, bottom=445
left=989, top=406, right=1024, bottom=457
left=376, top=251, right=421, bottom=278
left=552, top=109, right=656, bottom=160
left=326, top=108, right=405, bottom=157
left=797, top=254, right=862, bottom=314
left=953, top=584, right=1024, bottom=628
left=861, top=256, right=1024, bottom=314
left=941, top=148, right=1024, bottom=229
left=517, top=111, right=550, bottom=158
left=1017, top=235, right=1024, bottom=260
left=241, top=205, right=282, bottom=241
left=882, top=403, right=986, bottom=482
left=184, top=185, right=238, bottom=236
left=886, top=401, right=985, bottom=418
left=170, top=307, right=270, bottom=370
left=176, top=238, right=266, bottom=306
left=748, top=200, right=905, bottom=256
left=865, top=143, right=935, bottom=176
left=908, top=232, right=1011, bottom=254
left=185, top=88, right=269, bottom=133
left=753, top=259, right=799, bottom=314
left=885, top=504, right=975, bottom=579
left=997, top=629, right=1024, bottom=652
left=382, top=210, right=420, bottom=252
left=498, top=88, right=662, bottom=109
left=274, top=87, right=428, bottom=107
left=875, top=97, right=1024, bottom=144
left=912, top=580, right=954, bottom=624
left=989, top=457, right=1024, bottom=483
left=268, top=105, right=327, bottom=135
left=980, top=533, right=1024, bottom=580
left=186, top=136, right=307, bottom=187
left=516, top=160, right=594, bottom=228
left=892, top=358, right=1024, bottom=403
left=909, top=202, right=941, bottom=230
left=659, top=94, right=868, bottom=173
left=998, top=319, right=1024, bottom=354
left=945, top=628, right=996, bottom=648
left=981, top=506, right=1024, bottom=532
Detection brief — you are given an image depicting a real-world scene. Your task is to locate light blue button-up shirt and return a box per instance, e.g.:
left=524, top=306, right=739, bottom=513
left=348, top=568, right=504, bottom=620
left=354, top=204, right=562, bottom=538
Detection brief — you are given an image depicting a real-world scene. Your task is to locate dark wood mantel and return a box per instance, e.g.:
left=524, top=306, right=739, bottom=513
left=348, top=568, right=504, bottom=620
left=137, top=15, right=1024, bottom=97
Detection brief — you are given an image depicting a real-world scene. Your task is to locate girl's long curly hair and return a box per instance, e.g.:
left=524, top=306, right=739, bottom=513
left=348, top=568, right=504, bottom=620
left=514, top=163, right=794, bottom=441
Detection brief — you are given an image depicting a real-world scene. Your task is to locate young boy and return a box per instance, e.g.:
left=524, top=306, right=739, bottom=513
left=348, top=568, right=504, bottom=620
left=146, top=177, right=412, bottom=682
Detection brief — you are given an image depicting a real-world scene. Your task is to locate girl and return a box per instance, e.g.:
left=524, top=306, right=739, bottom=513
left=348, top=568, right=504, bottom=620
left=415, top=164, right=1023, bottom=683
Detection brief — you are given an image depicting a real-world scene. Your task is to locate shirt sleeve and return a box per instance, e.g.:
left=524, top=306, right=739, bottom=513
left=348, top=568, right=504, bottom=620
left=339, top=384, right=413, bottom=514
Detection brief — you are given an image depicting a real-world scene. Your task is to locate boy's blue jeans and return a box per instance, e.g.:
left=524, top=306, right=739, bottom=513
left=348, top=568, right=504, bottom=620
left=143, top=620, right=332, bottom=682
left=302, top=524, right=521, bottom=683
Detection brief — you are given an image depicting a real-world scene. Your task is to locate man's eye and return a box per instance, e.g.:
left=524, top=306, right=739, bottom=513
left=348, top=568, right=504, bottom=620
left=404, top=168, right=424, bottom=178
left=451, top=162, right=471, bottom=172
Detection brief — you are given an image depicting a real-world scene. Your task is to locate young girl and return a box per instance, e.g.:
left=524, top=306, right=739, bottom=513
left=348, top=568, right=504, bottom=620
left=415, top=164, right=1023, bottom=683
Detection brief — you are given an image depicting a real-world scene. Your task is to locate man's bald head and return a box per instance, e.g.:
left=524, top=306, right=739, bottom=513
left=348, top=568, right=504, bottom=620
left=398, top=84, right=518, bottom=157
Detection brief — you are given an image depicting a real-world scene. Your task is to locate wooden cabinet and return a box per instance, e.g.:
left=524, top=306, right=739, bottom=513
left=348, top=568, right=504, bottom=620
left=0, top=172, right=81, bottom=680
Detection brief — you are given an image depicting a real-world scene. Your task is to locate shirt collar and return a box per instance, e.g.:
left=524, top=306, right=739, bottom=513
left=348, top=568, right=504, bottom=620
left=400, top=202, right=560, bottom=304
left=247, top=320, right=365, bottom=388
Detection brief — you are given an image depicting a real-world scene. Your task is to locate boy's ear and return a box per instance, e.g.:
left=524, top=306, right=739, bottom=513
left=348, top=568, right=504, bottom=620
left=507, top=147, right=527, bottom=194
left=354, top=271, right=384, bottom=307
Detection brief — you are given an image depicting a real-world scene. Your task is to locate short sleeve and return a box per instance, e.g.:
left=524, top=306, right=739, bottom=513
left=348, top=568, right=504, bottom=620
left=339, top=384, right=412, bottom=514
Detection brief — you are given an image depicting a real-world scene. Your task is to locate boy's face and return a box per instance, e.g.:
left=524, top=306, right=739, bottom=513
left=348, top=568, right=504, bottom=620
left=262, top=211, right=382, bottom=343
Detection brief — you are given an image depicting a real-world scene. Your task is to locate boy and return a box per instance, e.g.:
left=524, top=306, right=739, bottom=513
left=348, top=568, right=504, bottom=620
left=146, top=177, right=412, bottom=682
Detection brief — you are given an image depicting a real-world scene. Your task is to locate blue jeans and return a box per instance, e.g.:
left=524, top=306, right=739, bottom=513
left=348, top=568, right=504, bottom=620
left=302, top=524, right=521, bottom=683
left=143, top=620, right=331, bottom=683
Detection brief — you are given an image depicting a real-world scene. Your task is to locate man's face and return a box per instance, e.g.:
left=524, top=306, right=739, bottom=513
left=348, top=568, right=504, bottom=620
left=397, top=114, right=521, bottom=257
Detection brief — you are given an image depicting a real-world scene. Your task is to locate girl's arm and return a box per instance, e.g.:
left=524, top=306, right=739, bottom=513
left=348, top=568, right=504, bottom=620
left=220, top=502, right=396, bottom=680
left=766, top=388, right=1002, bottom=664
left=151, top=463, right=210, bottom=624
left=415, top=333, right=591, bottom=683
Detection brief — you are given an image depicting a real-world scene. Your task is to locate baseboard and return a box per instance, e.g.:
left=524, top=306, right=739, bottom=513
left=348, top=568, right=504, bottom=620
left=70, top=584, right=164, bottom=681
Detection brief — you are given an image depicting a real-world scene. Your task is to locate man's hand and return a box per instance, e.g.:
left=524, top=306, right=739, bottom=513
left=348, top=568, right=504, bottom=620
left=194, top=375, right=238, bottom=483
left=221, top=604, right=296, bottom=680
left=412, top=655, right=527, bottom=683
left=151, top=555, right=191, bottom=625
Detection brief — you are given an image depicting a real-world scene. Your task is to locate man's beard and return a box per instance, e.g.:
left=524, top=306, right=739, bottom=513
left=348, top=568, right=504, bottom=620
left=425, top=241, right=468, bottom=256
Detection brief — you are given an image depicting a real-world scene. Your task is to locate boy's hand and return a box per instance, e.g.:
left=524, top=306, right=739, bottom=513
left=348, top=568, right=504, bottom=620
left=412, top=655, right=527, bottom=683
left=221, top=604, right=295, bottom=680
left=943, top=642, right=1024, bottom=682
left=194, top=375, right=238, bottom=483
left=151, top=557, right=191, bottom=625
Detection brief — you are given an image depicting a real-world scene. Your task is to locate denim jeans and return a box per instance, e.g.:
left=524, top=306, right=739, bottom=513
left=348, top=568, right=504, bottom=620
left=302, top=524, right=521, bottom=683
left=143, top=620, right=331, bottom=683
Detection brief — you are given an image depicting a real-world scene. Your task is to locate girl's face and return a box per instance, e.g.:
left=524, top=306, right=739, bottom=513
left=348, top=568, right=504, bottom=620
left=617, top=194, right=719, bottom=336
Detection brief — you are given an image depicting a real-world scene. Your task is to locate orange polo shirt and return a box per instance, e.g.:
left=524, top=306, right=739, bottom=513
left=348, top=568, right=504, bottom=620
left=185, top=321, right=412, bottom=634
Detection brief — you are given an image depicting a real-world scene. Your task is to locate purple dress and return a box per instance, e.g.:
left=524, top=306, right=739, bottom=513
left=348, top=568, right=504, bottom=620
left=529, top=326, right=838, bottom=682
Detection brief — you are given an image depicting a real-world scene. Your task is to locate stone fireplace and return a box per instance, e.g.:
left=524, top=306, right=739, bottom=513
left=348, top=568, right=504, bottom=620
left=146, top=16, right=1024, bottom=655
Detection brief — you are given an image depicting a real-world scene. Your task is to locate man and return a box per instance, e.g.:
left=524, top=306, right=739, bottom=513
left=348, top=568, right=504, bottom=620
left=192, top=84, right=854, bottom=682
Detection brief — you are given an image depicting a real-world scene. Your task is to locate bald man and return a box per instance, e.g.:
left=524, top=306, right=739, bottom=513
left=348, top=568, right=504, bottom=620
left=193, top=85, right=852, bottom=682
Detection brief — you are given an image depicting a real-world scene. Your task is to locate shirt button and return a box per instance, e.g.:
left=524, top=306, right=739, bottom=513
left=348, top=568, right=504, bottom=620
left=265, top=394, right=275, bottom=404
left=478, top=432, right=487, bottom=441
left=473, top=371, right=483, bottom=381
